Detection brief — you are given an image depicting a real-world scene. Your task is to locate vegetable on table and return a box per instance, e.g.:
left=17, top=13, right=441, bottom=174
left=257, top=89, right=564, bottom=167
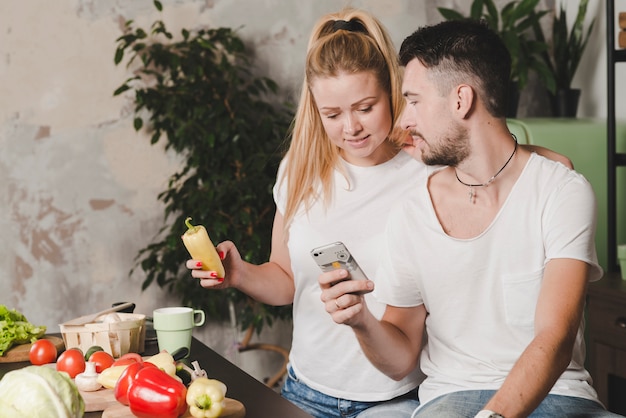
left=127, top=366, right=188, bottom=418
left=84, top=345, right=105, bottom=361
left=0, top=305, right=46, bottom=356
left=186, top=377, right=227, bottom=418
left=29, top=338, right=58, bottom=365
left=88, top=350, right=114, bottom=373
left=0, top=365, right=84, bottom=418
left=97, top=364, right=131, bottom=389
left=112, top=352, right=143, bottom=367
left=56, top=348, right=86, bottom=378
left=182, top=217, right=225, bottom=278
left=145, top=350, right=178, bottom=378
left=114, top=361, right=146, bottom=405
left=74, top=362, right=102, bottom=392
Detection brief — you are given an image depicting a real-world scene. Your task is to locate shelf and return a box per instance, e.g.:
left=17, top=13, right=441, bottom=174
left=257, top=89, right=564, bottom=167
left=612, top=49, right=626, bottom=62
left=607, top=1, right=624, bottom=271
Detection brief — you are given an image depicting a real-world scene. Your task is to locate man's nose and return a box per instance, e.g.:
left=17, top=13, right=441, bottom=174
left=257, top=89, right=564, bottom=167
left=399, top=108, right=413, bottom=131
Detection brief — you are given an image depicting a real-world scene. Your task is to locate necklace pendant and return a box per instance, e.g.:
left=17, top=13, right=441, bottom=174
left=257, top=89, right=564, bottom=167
left=469, top=187, right=474, bottom=203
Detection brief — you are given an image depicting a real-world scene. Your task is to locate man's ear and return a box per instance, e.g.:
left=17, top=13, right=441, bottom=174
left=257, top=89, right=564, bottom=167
left=455, top=84, right=474, bottom=119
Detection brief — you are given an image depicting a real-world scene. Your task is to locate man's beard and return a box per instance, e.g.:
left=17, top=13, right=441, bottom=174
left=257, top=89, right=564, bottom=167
left=420, top=125, right=470, bottom=167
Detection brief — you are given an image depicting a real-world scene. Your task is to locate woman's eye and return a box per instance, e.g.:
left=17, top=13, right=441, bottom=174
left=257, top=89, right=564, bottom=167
left=358, top=106, right=373, bottom=113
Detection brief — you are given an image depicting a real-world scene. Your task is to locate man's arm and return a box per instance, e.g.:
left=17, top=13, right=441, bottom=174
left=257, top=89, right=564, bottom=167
left=318, top=269, right=427, bottom=380
left=482, top=258, right=589, bottom=418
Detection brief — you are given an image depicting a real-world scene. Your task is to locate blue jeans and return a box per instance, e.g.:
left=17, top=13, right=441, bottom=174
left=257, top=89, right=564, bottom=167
left=412, top=390, right=625, bottom=418
left=281, top=365, right=420, bottom=418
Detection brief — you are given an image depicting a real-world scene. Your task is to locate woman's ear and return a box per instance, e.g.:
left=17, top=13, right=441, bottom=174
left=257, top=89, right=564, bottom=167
left=455, top=84, right=474, bottom=119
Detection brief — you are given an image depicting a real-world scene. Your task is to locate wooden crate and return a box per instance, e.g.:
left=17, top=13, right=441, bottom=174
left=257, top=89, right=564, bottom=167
left=60, top=313, right=146, bottom=357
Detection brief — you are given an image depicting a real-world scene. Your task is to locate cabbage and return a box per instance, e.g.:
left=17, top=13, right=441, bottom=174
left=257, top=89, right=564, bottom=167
left=0, top=366, right=85, bottom=418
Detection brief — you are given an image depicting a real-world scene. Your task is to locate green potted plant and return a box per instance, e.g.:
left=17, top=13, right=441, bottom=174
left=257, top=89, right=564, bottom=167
left=438, top=0, right=555, bottom=117
left=532, top=0, right=595, bottom=117
left=113, top=0, right=294, bottom=333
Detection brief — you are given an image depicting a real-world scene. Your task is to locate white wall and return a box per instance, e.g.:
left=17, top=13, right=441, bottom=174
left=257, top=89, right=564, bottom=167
left=0, top=0, right=622, bottom=381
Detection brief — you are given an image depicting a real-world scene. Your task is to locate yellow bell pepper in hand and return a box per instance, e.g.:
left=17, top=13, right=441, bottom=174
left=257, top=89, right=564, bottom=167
left=182, top=217, right=225, bottom=278
left=186, top=377, right=227, bottom=418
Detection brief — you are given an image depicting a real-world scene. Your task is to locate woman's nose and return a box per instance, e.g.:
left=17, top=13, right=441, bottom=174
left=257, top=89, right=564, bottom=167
left=343, top=114, right=361, bottom=135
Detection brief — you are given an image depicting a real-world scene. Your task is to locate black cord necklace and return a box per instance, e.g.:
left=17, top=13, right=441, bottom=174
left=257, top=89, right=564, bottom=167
left=454, top=134, right=518, bottom=204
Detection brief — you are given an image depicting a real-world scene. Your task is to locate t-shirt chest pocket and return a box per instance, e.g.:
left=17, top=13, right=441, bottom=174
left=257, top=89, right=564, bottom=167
left=501, top=268, right=544, bottom=327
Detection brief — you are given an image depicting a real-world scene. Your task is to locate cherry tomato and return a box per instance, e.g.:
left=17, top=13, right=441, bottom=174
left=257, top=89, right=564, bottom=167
left=29, top=339, right=57, bottom=365
left=89, top=351, right=115, bottom=373
left=56, top=348, right=86, bottom=378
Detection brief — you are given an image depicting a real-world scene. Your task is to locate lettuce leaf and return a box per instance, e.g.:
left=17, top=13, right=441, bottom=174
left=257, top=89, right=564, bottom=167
left=0, top=305, right=46, bottom=356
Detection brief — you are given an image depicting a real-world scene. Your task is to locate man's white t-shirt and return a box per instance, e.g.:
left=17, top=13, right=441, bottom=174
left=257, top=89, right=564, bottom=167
left=375, top=153, right=603, bottom=406
left=274, top=151, right=426, bottom=401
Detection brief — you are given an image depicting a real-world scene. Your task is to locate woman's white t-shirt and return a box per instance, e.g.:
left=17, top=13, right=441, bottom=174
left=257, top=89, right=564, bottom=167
left=273, top=150, right=426, bottom=401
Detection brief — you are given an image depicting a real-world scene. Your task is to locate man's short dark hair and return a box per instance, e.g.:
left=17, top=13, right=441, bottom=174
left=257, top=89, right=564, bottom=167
left=399, top=19, right=511, bottom=117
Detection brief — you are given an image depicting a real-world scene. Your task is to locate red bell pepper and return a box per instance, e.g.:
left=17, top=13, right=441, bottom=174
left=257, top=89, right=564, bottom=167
left=114, top=361, right=144, bottom=406
left=127, top=366, right=188, bottom=418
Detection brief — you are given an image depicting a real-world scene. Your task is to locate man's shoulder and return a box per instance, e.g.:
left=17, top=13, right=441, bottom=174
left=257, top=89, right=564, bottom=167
left=528, top=153, right=590, bottom=186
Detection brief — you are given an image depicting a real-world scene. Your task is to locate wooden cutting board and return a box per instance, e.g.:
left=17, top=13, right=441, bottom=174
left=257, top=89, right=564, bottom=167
left=0, top=335, right=65, bottom=363
left=102, top=397, right=245, bottom=418
left=80, top=388, right=119, bottom=412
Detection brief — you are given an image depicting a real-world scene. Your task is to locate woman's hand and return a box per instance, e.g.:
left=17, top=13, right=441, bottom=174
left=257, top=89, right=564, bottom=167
left=318, top=269, right=374, bottom=326
left=185, top=240, right=242, bottom=289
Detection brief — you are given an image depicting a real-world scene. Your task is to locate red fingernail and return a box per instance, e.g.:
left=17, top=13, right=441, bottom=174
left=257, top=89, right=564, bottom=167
left=218, top=278, right=224, bottom=283
left=218, top=251, right=224, bottom=260
left=209, top=272, right=218, bottom=278
left=196, top=261, right=203, bottom=267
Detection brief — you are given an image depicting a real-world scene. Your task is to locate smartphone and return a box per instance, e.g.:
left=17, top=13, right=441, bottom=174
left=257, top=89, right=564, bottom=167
left=310, top=241, right=369, bottom=281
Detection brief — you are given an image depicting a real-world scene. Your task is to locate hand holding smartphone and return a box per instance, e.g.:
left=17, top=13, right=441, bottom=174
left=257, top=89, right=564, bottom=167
left=310, top=242, right=368, bottom=282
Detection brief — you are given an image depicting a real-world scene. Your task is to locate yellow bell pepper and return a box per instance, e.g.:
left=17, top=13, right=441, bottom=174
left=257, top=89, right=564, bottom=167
left=145, top=351, right=177, bottom=378
left=186, top=377, right=227, bottom=418
left=181, top=217, right=225, bottom=278
left=96, top=365, right=129, bottom=389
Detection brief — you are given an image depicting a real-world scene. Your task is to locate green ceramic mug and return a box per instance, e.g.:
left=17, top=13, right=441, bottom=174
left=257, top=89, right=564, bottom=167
left=152, top=307, right=205, bottom=356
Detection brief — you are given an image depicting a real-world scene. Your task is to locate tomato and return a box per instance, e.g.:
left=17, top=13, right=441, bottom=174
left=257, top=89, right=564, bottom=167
left=112, top=352, right=144, bottom=367
left=29, top=339, right=58, bottom=365
left=56, top=348, right=86, bottom=378
left=89, top=351, right=115, bottom=373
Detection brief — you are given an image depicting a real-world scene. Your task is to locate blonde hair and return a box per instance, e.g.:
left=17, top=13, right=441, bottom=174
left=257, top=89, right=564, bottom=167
left=281, top=8, right=404, bottom=229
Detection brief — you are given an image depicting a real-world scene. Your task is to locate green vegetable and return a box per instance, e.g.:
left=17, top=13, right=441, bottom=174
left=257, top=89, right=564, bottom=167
left=0, top=305, right=46, bottom=355
left=84, top=345, right=105, bottom=361
left=0, top=365, right=85, bottom=418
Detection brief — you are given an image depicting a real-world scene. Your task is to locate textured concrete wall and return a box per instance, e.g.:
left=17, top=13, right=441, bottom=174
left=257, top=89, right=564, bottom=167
left=0, top=0, right=618, bottom=381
